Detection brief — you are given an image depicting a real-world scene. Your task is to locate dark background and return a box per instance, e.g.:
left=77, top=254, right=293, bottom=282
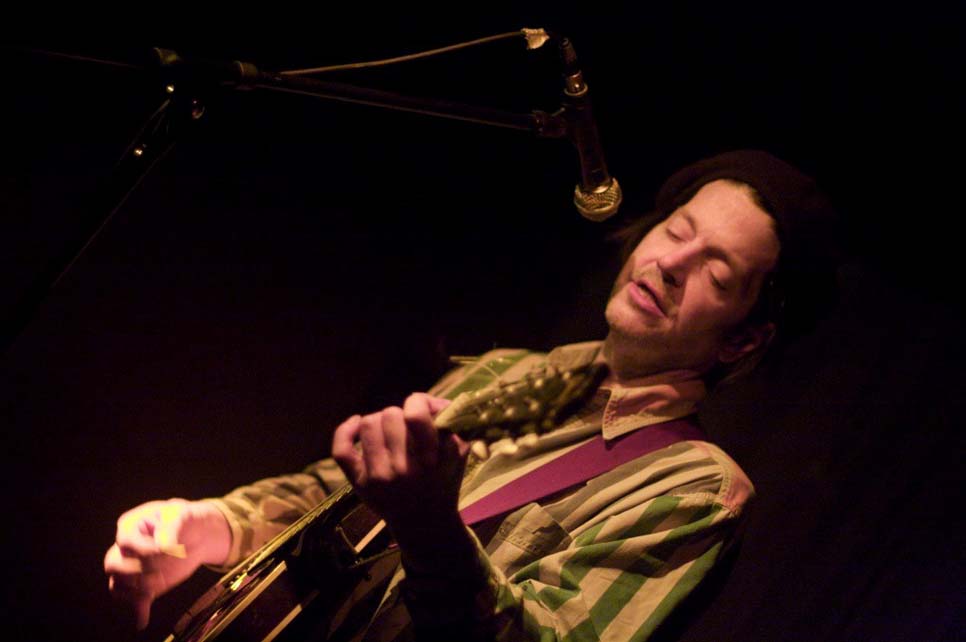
left=3, top=6, right=964, bottom=641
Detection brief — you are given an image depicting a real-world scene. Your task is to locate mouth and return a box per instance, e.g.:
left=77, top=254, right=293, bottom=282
left=627, top=279, right=667, bottom=317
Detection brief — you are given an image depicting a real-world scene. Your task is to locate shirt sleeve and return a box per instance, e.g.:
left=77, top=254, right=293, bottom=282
left=205, top=458, right=348, bottom=567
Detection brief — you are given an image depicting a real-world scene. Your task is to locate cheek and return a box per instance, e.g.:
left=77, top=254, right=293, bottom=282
left=610, top=257, right=636, bottom=296
left=631, top=236, right=667, bottom=265
left=678, top=285, right=733, bottom=329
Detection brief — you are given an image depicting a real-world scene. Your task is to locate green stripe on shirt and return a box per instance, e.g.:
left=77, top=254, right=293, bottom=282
left=581, top=503, right=720, bottom=638
left=631, top=538, right=725, bottom=641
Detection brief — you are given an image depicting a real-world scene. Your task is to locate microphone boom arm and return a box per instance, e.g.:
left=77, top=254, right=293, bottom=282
left=154, top=45, right=617, bottom=219
left=154, top=48, right=570, bottom=138
left=4, top=37, right=606, bottom=351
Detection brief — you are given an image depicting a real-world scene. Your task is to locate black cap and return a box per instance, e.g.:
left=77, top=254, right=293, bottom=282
left=656, top=149, right=843, bottom=337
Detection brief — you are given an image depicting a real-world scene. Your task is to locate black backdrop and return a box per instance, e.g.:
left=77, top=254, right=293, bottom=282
left=3, top=7, right=964, bottom=642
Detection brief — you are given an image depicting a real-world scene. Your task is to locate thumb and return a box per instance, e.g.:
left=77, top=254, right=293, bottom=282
left=332, top=415, right=366, bottom=484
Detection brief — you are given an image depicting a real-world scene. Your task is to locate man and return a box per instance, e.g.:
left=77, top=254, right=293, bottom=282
left=105, top=149, right=839, bottom=640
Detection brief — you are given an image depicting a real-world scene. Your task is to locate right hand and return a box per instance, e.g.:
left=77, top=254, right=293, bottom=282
left=104, top=498, right=232, bottom=630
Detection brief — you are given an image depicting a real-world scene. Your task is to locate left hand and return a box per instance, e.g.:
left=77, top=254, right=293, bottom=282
left=331, top=393, right=469, bottom=537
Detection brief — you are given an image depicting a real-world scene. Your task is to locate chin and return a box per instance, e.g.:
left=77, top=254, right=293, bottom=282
left=605, top=299, right=660, bottom=340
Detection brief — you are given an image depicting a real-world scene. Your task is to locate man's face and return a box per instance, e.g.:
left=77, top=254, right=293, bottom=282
left=604, top=179, right=781, bottom=379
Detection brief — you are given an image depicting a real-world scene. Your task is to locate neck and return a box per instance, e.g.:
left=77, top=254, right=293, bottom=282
left=599, top=333, right=708, bottom=386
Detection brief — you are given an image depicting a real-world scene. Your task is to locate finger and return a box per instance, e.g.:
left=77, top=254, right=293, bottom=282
left=437, top=434, right=470, bottom=493
left=403, top=393, right=438, bottom=423
left=104, top=544, right=145, bottom=575
left=105, top=547, right=154, bottom=607
left=115, top=512, right=161, bottom=558
left=380, top=406, right=410, bottom=474
left=404, top=392, right=451, bottom=415
left=450, top=433, right=471, bottom=459
left=403, top=394, right=439, bottom=468
left=440, top=432, right=470, bottom=463
left=426, top=395, right=451, bottom=415
left=105, top=549, right=153, bottom=618
left=135, top=596, right=152, bottom=631
left=108, top=572, right=147, bottom=602
left=331, top=415, right=365, bottom=484
left=359, top=412, right=391, bottom=481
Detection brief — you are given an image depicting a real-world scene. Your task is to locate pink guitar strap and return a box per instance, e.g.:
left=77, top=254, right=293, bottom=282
left=459, top=416, right=704, bottom=526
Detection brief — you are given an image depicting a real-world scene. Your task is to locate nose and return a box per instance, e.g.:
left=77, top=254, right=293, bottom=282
left=657, top=242, right=701, bottom=288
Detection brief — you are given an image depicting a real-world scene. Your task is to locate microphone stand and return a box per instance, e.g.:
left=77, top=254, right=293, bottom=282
left=2, top=47, right=571, bottom=354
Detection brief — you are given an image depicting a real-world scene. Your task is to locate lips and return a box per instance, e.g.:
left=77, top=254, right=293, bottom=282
left=627, top=279, right=667, bottom=317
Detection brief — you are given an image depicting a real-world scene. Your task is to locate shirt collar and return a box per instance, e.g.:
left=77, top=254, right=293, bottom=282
left=547, top=341, right=707, bottom=441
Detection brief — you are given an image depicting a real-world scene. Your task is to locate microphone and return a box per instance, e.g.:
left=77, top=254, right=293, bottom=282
left=558, top=37, right=622, bottom=221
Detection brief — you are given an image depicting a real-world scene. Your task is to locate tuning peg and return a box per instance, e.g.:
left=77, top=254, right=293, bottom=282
left=515, top=433, right=539, bottom=449
left=494, top=439, right=519, bottom=456
left=470, top=440, right=490, bottom=461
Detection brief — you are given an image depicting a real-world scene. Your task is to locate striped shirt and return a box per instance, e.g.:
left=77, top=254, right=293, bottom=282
left=208, top=342, right=754, bottom=641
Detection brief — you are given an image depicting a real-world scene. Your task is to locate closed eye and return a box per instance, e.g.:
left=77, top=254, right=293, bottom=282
left=708, top=264, right=733, bottom=291
left=665, top=220, right=690, bottom=241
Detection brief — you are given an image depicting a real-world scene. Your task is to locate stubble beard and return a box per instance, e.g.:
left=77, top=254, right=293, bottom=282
left=602, top=298, right=671, bottom=381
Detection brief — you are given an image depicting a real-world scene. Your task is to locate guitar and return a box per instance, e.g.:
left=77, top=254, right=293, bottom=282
left=163, top=362, right=608, bottom=642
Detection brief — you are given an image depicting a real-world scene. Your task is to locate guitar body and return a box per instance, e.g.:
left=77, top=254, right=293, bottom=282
left=164, top=362, right=608, bottom=642
left=165, top=486, right=398, bottom=642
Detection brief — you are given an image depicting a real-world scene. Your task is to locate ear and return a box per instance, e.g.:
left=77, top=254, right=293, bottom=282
left=718, top=322, right=776, bottom=364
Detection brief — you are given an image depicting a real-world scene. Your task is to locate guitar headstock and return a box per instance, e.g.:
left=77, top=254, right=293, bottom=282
left=432, top=362, right=608, bottom=443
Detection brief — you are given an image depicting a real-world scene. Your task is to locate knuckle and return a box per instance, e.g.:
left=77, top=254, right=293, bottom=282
left=104, top=544, right=124, bottom=569
left=391, top=458, right=410, bottom=477
left=404, top=392, right=427, bottom=406
left=331, top=449, right=352, bottom=467
left=336, top=414, right=361, bottom=432
left=367, top=471, right=391, bottom=487
left=402, top=402, right=428, bottom=423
